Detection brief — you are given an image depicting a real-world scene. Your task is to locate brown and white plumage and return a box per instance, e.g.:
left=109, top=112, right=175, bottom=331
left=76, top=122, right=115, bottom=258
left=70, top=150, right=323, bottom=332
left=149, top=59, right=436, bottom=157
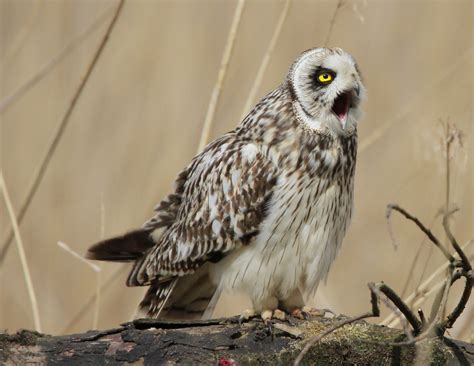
left=87, top=47, right=365, bottom=321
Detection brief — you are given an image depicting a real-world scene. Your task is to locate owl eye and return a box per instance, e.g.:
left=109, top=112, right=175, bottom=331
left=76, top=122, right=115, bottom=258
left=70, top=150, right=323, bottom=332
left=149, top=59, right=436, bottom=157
left=317, top=72, right=333, bottom=84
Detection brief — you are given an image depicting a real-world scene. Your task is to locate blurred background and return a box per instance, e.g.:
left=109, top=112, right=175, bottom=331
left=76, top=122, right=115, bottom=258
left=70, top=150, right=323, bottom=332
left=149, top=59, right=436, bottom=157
left=0, top=0, right=472, bottom=342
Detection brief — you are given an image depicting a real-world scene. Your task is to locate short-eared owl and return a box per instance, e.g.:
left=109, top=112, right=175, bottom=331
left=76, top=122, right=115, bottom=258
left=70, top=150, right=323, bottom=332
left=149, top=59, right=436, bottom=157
left=87, top=47, right=365, bottom=324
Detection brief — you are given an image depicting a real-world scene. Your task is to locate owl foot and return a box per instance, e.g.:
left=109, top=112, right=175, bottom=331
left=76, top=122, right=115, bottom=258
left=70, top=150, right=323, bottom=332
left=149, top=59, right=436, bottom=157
left=239, top=308, right=288, bottom=324
left=291, top=306, right=334, bottom=320
left=239, top=308, right=293, bottom=338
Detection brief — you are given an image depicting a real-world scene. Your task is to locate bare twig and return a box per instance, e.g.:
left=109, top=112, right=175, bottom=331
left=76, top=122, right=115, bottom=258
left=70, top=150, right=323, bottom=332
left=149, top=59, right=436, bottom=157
left=444, top=271, right=472, bottom=330
left=0, top=0, right=125, bottom=264
left=386, top=204, right=453, bottom=261
left=441, top=211, right=472, bottom=330
left=378, top=271, right=462, bottom=347
left=382, top=239, right=473, bottom=327
left=443, top=210, right=471, bottom=270
left=197, top=0, right=245, bottom=152
left=240, top=0, right=292, bottom=120
left=0, top=172, right=41, bottom=332
left=0, top=1, right=116, bottom=113
left=426, top=267, right=455, bottom=335
left=370, top=283, right=419, bottom=338
left=384, top=206, right=471, bottom=340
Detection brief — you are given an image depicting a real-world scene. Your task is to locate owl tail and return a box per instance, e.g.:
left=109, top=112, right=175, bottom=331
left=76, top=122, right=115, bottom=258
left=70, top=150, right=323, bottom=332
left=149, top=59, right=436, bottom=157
left=137, top=267, right=219, bottom=320
left=87, top=230, right=220, bottom=320
left=86, top=229, right=155, bottom=262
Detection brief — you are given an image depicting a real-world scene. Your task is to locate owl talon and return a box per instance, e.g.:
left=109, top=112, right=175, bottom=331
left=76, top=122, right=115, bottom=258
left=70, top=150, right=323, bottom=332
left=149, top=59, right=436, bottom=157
left=263, top=318, right=274, bottom=339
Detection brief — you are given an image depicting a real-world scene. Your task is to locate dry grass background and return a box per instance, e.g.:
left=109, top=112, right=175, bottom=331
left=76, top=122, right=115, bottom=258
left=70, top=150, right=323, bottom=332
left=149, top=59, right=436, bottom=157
left=0, top=0, right=472, bottom=342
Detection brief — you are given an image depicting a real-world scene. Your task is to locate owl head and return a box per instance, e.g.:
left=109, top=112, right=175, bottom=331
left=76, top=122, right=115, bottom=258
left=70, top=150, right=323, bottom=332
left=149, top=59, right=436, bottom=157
left=288, top=47, right=365, bottom=135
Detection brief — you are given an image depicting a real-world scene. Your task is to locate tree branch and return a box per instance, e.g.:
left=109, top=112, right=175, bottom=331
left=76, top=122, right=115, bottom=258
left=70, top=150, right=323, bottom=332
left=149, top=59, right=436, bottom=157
left=1, top=317, right=472, bottom=365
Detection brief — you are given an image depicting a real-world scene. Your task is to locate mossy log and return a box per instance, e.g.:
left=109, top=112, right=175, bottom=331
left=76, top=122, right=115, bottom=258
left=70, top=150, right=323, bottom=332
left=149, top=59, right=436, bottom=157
left=0, top=316, right=472, bottom=365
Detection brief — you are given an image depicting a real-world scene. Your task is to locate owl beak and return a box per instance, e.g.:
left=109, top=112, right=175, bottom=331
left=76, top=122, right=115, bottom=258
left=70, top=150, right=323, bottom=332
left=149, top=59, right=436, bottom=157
left=331, top=91, right=352, bottom=129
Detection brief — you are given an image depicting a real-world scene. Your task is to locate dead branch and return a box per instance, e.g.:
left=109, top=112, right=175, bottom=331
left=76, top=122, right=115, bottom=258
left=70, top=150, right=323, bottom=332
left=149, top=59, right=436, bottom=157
left=1, top=316, right=472, bottom=365
left=386, top=204, right=453, bottom=261
left=384, top=206, right=471, bottom=341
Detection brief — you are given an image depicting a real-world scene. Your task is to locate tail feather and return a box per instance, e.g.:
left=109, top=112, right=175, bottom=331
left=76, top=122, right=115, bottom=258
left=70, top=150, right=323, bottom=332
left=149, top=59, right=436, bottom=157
left=137, top=266, right=218, bottom=320
left=137, top=278, right=179, bottom=318
left=86, top=229, right=154, bottom=262
left=87, top=230, right=221, bottom=320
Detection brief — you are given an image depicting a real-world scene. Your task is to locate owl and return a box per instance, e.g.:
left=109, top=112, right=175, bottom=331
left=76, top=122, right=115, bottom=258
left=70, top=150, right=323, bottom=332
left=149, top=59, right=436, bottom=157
left=87, top=47, right=365, bottom=326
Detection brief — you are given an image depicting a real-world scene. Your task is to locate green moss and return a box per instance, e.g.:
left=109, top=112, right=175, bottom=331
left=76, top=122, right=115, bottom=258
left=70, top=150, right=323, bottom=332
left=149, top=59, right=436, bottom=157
left=231, top=318, right=456, bottom=365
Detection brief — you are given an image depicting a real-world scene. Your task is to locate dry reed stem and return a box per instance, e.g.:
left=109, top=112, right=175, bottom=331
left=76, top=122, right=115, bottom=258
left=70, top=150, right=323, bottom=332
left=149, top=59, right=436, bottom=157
left=380, top=239, right=473, bottom=327
left=0, top=1, right=116, bottom=113
left=93, top=196, right=106, bottom=329
left=0, top=171, right=42, bottom=332
left=385, top=253, right=473, bottom=330
left=197, top=0, right=245, bottom=152
left=239, top=0, right=292, bottom=120
left=57, top=241, right=101, bottom=273
left=93, top=270, right=102, bottom=330
left=399, top=215, right=437, bottom=298
left=0, top=0, right=125, bottom=264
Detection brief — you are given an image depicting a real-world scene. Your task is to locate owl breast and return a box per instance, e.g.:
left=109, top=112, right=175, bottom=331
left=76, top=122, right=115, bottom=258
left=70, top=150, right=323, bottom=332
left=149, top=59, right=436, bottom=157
left=210, top=131, right=357, bottom=307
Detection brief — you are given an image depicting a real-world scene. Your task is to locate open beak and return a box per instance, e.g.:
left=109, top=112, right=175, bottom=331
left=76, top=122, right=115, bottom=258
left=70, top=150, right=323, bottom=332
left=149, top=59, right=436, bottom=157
left=331, top=90, right=353, bottom=129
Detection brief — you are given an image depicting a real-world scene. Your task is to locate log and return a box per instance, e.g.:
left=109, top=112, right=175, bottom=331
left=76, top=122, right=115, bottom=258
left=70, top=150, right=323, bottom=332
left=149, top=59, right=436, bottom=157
left=1, top=316, right=472, bottom=365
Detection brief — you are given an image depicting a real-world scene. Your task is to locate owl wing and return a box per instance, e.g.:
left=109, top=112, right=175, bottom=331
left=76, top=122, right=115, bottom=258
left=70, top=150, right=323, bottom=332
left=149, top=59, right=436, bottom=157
left=127, top=132, right=278, bottom=286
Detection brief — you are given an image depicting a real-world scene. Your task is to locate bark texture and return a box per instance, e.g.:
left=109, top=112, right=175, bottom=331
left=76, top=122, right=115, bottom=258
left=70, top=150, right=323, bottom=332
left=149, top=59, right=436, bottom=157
left=0, top=316, right=472, bottom=365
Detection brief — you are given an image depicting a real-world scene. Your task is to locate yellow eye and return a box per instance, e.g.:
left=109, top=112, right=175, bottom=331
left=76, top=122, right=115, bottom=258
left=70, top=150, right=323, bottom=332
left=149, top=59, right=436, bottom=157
left=318, top=72, right=333, bottom=83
